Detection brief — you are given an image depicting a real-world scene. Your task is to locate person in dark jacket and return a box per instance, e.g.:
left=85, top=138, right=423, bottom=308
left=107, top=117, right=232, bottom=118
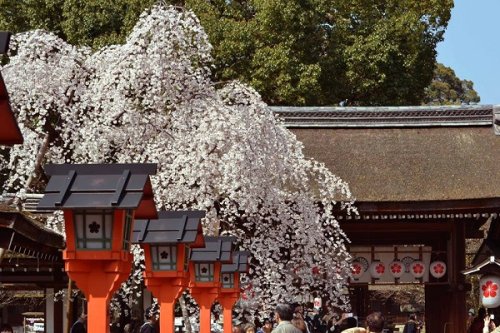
left=70, top=314, right=87, bottom=333
left=140, top=306, right=158, bottom=333
left=469, top=308, right=487, bottom=333
left=402, top=314, right=418, bottom=333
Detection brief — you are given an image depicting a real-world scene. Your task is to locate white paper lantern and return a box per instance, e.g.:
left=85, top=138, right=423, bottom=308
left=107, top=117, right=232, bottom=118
left=410, top=261, right=426, bottom=278
left=429, top=261, right=447, bottom=279
left=389, top=260, right=404, bottom=278
left=369, top=261, right=385, bottom=279
left=351, top=262, right=365, bottom=280
left=480, top=275, right=500, bottom=308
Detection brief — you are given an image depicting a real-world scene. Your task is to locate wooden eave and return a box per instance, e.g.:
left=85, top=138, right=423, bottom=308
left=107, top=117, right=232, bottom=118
left=334, top=199, right=498, bottom=245
left=0, top=210, right=65, bottom=285
left=0, top=72, right=23, bottom=145
left=0, top=210, right=64, bottom=259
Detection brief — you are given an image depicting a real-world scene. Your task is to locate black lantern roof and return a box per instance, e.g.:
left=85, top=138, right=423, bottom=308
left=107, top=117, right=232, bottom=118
left=462, top=256, right=500, bottom=276
left=132, top=210, right=205, bottom=247
left=190, top=236, right=236, bottom=263
left=221, top=251, right=250, bottom=273
left=37, top=164, right=157, bottom=218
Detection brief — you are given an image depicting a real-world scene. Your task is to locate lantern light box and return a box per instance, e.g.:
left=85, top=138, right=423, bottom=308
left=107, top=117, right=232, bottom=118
left=132, top=210, right=206, bottom=275
left=37, top=163, right=158, bottom=258
left=190, top=236, right=236, bottom=283
left=220, top=251, right=250, bottom=289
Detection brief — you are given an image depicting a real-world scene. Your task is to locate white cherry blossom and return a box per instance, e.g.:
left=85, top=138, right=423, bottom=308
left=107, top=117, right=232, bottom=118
left=0, top=5, right=355, bottom=311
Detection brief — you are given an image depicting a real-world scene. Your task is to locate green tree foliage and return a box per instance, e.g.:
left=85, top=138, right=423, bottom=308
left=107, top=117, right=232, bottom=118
left=0, top=0, right=150, bottom=49
left=187, top=0, right=454, bottom=106
left=0, top=0, right=453, bottom=106
left=423, top=63, right=480, bottom=105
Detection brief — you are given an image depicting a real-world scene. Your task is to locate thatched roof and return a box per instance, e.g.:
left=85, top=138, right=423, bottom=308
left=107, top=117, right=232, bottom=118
left=272, top=105, right=500, bottom=202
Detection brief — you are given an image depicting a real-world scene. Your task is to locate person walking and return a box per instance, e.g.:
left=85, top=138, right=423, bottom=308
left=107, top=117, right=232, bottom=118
left=339, top=312, right=384, bottom=333
left=470, top=308, right=487, bottom=333
left=140, top=306, right=158, bottom=333
left=272, top=304, right=303, bottom=333
left=402, top=314, right=418, bottom=333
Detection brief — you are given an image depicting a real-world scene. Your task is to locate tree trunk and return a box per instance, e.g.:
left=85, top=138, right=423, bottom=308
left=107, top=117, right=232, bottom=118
left=179, top=293, right=192, bottom=333
left=13, top=132, right=51, bottom=209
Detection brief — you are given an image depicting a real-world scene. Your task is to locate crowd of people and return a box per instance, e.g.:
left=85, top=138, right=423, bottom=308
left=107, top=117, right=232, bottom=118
left=233, top=304, right=397, bottom=333
left=66, top=302, right=422, bottom=333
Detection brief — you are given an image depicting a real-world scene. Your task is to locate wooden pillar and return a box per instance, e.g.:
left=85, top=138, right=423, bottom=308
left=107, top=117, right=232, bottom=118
left=219, top=297, right=238, bottom=333
left=54, top=287, right=64, bottom=333
left=45, top=288, right=55, bottom=333
left=190, top=289, right=218, bottom=333
left=447, top=219, right=467, bottom=333
left=426, top=219, right=467, bottom=333
left=349, top=285, right=368, bottom=319
left=425, top=284, right=448, bottom=333
left=146, top=279, right=186, bottom=333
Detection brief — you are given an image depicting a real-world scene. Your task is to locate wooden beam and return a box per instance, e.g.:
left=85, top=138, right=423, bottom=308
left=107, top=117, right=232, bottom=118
left=335, top=198, right=500, bottom=214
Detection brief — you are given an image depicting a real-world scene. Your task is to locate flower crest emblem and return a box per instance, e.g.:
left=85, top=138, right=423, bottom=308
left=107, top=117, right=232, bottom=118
left=89, top=221, right=100, bottom=233
left=352, top=263, right=362, bottom=275
left=482, top=280, right=498, bottom=298
left=391, top=262, right=402, bottom=273
left=433, top=263, right=444, bottom=274
left=413, top=263, right=424, bottom=274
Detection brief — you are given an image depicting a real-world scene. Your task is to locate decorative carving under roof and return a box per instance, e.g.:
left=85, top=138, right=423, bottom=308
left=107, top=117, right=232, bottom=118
left=271, top=105, right=494, bottom=128
left=37, top=164, right=157, bottom=219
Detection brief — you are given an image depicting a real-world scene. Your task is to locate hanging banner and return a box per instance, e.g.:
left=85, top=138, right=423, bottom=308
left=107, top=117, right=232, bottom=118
left=349, top=246, right=432, bottom=284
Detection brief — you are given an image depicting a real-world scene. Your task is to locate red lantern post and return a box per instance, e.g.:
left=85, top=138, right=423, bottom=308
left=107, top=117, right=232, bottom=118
left=189, top=237, right=235, bottom=333
left=132, top=210, right=206, bottom=333
left=219, top=251, right=250, bottom=333
left=38, top=164, right=157, bottom=333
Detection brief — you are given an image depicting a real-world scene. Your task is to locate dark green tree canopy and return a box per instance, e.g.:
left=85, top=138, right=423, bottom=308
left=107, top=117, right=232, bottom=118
left=0, top=0, right=454, bottom=106
left=424, top=63, right=480, bottom=105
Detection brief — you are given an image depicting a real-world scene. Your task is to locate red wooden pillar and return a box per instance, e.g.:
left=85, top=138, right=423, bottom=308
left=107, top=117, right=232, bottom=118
left=190, top=287, right=219, bottom=333
left=146, top=280, right=186, bottom=333
left=219, top=296, right=238, bottom=333
left=65, top=260, right=131, bottom=333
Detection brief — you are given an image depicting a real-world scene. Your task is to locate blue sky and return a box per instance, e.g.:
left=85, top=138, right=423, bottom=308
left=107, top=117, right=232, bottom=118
left=437, top=0, right=500, bottom=105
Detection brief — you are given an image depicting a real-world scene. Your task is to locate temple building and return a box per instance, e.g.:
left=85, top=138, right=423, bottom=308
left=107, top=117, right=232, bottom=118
left=271, top=104, right=500, bottom=333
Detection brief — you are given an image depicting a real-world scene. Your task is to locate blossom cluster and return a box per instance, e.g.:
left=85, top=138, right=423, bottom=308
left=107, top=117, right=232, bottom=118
left=1, top=5, right=355, bottom=310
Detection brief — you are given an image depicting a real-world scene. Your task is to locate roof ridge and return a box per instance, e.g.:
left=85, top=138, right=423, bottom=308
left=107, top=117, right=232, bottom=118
left=270, top=105, right=495, bottom=128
